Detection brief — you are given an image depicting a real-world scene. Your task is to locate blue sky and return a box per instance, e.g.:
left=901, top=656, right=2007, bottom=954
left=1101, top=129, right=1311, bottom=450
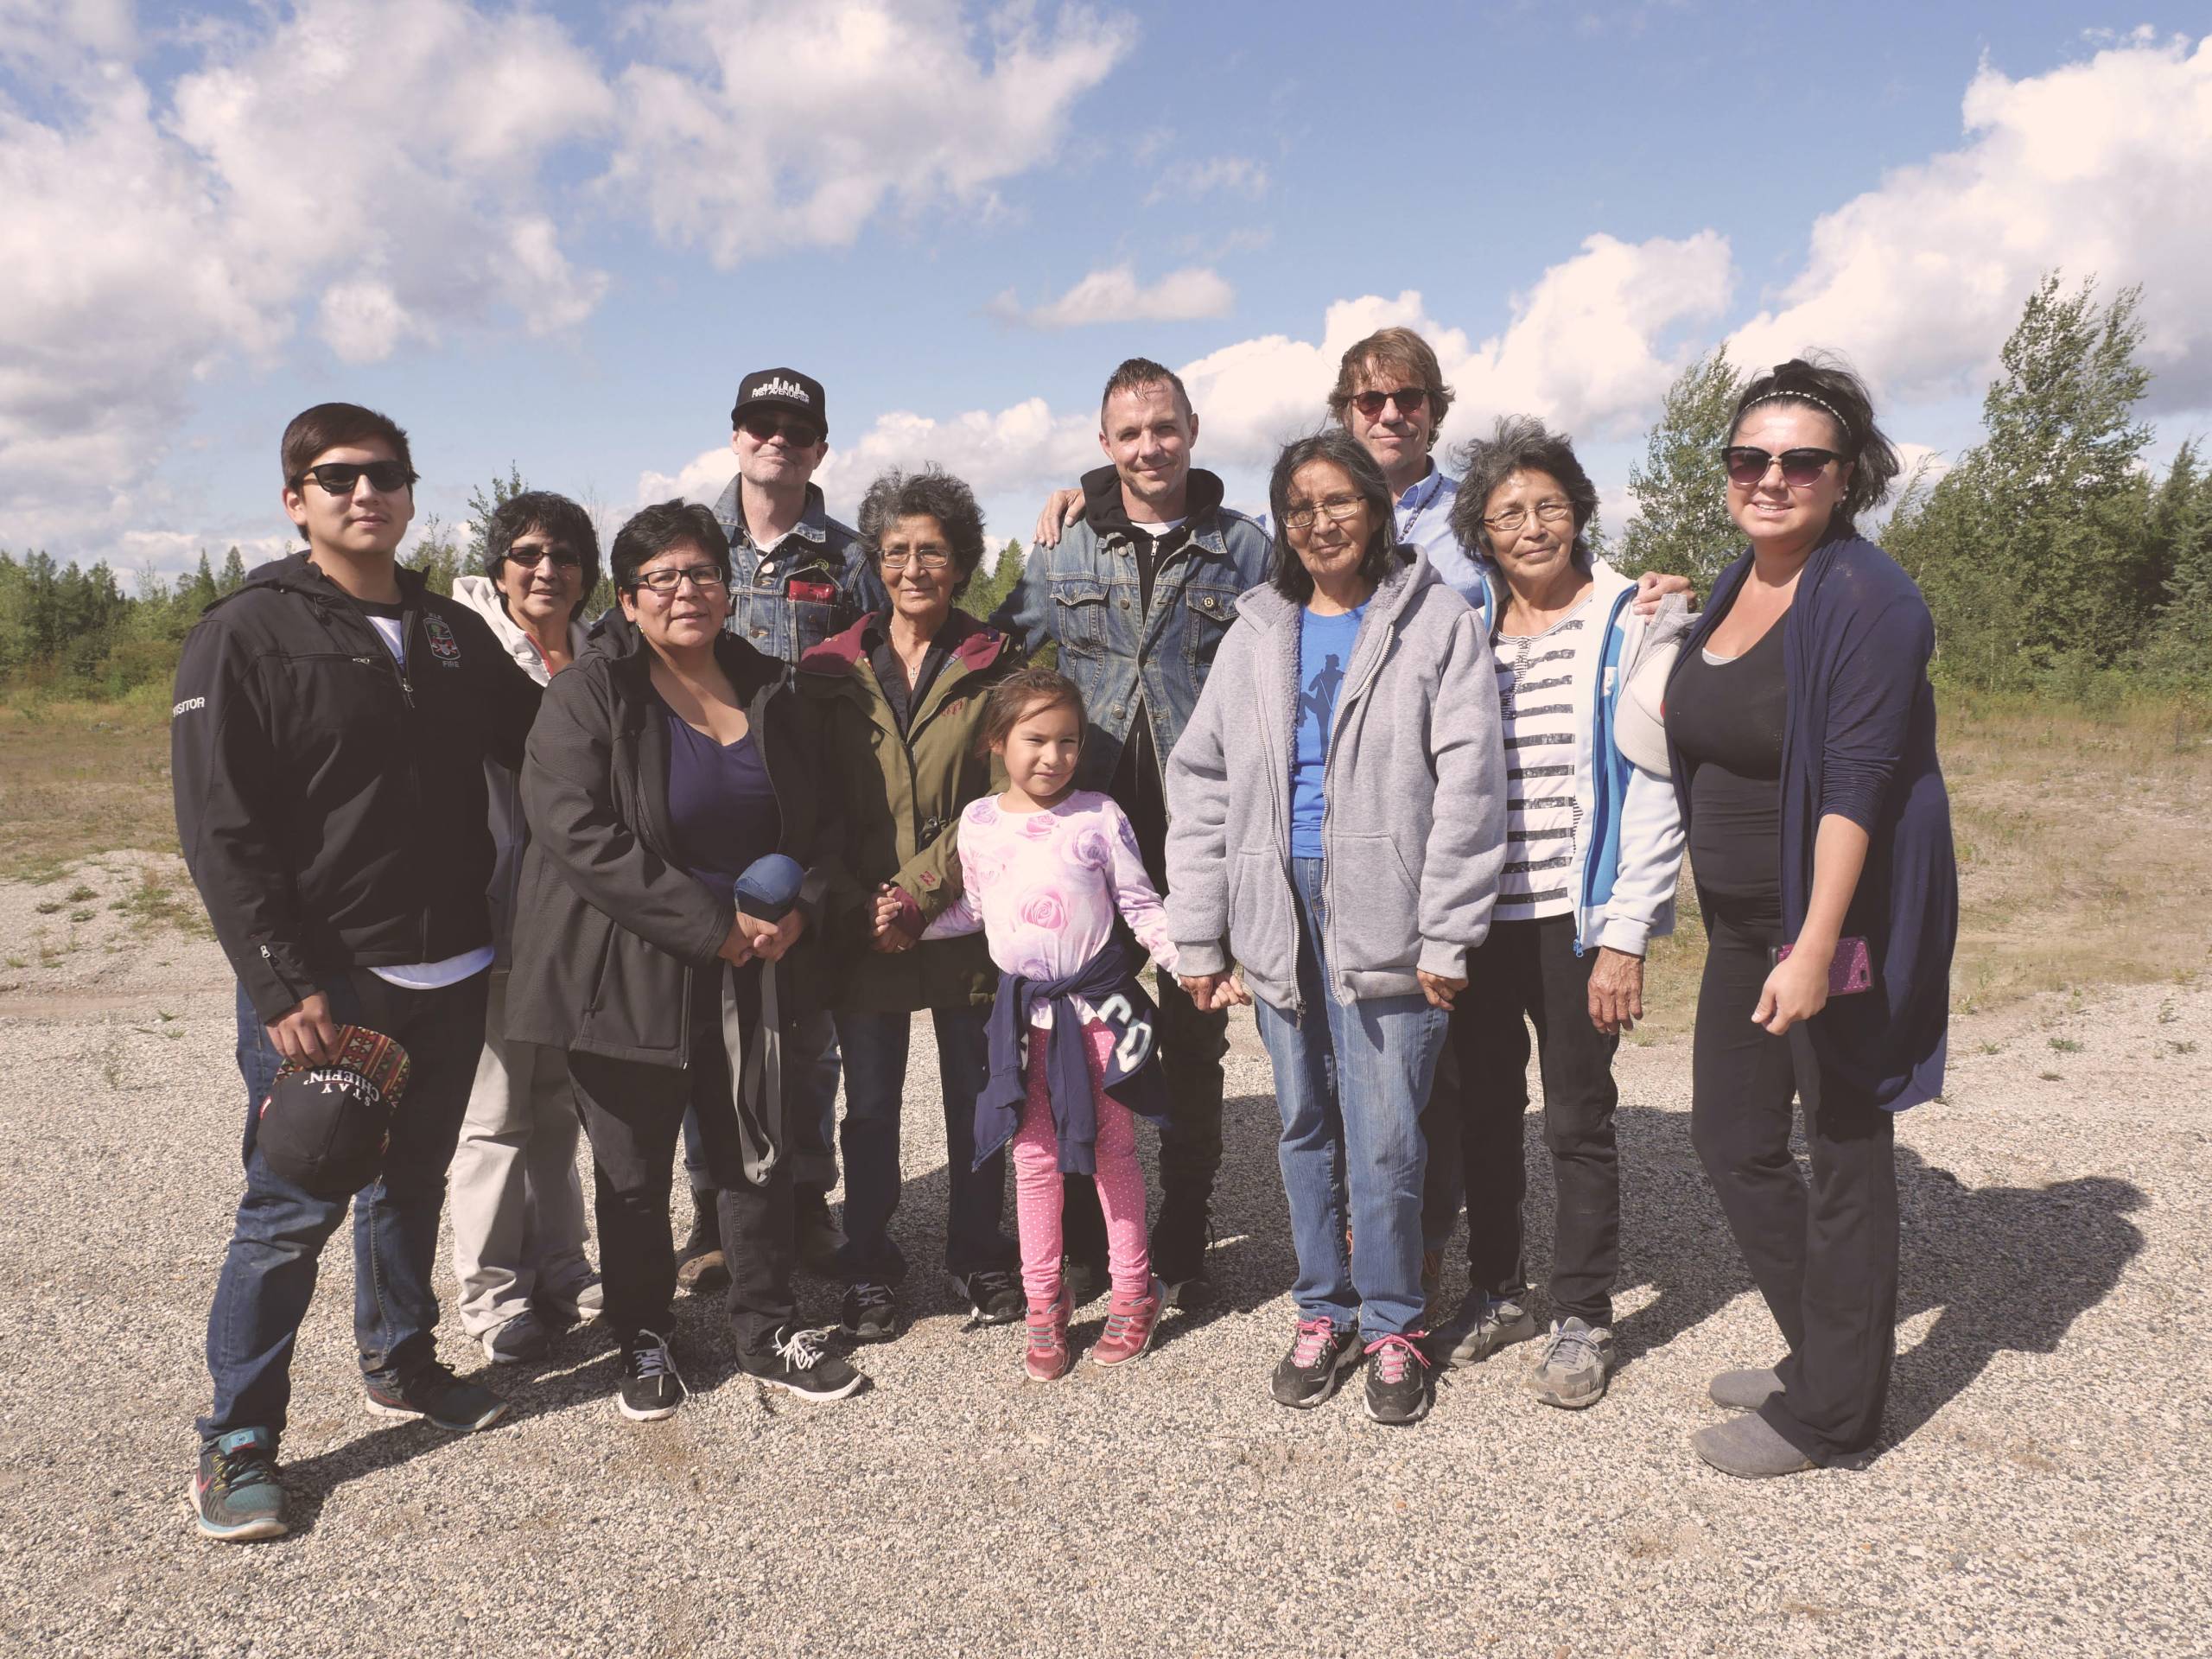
left=3, top=2, right=2209, bottom=577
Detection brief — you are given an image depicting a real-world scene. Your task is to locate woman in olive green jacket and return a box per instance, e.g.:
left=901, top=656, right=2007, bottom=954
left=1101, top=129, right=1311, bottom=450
left=797, top=466, right=1025, bottom=1344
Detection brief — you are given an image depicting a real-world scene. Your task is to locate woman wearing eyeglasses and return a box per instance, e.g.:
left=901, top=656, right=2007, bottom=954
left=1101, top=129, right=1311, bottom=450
left=1431, top=416, right=1692, bottom=1414
left=794, top=466, right=1027, bottom=1345
left=1165, top=429, right=1506, bottom=1426
left=508, top=499, right=868, bottom=1419
left=1664, top=357, right=1955, bottom=1478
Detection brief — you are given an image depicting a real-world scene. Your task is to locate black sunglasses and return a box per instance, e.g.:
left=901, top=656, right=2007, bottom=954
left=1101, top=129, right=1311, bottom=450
left=1722, top=446, right=1843, bottom=487
left=1351, top=386, right=1429, bottom=419
left=290, top=461, right=417, bottom=495
left=504, top=546, right=583, bottom=571
left=741, top=413, right=823, bottom=448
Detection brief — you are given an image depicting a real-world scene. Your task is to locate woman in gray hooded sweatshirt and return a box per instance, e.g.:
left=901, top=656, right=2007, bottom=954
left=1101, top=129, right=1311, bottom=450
left=1165, top=430, right=1506, bottom=1427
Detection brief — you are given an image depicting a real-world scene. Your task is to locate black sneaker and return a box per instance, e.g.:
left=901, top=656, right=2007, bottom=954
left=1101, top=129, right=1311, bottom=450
left=1363, top=1332, right=1433, bottom=1426
left=1152, top=1207, right=1214, bottom=1309
left=949, top=1268, right=1024, bottom=1325
left=839, top=1281, right=902, bottom=1343
left=191, top=1427, right=286, bottom=1542
left=1271, top=1317, right=1361, bottom=1408
left=618, top=1329, right=685, bottom=1421
left=364, top=1360, right=508, bottom=1431
left=738, top=1325, right=866, bottom=1402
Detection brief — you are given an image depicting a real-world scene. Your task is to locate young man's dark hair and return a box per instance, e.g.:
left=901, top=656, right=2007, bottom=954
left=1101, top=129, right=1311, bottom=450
left=278, top=404, right=416, bottom=542
left=484, top=491, right=603, bottom=599
left=1100, top=356, right=1192, bottom=420
left=611, top=499, right=732, bottom=591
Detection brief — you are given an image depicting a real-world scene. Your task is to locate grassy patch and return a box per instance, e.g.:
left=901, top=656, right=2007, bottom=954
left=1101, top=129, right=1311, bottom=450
left=1639, top=691, right=2211, bottom=1035
left=119, top=863, right=213, bottom=938
left=0, top=690, right=176, bottom=882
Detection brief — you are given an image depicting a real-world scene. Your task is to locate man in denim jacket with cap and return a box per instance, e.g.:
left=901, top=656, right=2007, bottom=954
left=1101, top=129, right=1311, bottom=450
left=990, top=355, right=1270, bottom=1307
left=674, top=367, right=886, bottom=1290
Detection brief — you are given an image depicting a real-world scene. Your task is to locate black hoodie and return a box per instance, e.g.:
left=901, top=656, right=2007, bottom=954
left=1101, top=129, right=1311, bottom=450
left=170, top=554, right=543, bottom=1021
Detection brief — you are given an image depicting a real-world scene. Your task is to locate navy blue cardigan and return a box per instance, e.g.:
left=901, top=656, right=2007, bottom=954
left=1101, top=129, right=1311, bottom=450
left=1666, top=532, right=1957, bottom=1109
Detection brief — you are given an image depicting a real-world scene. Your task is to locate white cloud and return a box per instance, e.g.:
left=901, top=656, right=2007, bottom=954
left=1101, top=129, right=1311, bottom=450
left=0, top=0, right=614, bottom=558
left=993, top=264, right=1236, bottom=329
left=605, top=0, right=1135, bottom=264
left=1143, top=155, right=1268, bottom=205
left=634, top=446, right=738, bottom=511
left=815, top=398, right=1101, bottom=505
left=1730, top=33, right=2212, bottom=410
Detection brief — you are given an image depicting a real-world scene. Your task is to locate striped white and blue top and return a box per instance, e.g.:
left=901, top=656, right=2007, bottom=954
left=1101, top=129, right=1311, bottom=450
left=1493, top=601, right=1599, bottom=920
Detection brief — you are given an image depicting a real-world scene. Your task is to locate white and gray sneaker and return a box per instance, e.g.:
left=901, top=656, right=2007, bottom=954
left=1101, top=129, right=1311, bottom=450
left=1439, top=1291, right=1537, bottom=1369
left=1529, top=1317, right=1617, bottom=1409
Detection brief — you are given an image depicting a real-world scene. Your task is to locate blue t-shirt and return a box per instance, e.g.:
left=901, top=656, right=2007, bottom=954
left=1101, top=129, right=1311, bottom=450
left=1290, top=603, right=1366, bottom=859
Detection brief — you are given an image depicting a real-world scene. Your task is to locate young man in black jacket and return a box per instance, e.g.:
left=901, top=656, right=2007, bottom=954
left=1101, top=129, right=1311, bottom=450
left=175, top=403, right=543, bottom=1543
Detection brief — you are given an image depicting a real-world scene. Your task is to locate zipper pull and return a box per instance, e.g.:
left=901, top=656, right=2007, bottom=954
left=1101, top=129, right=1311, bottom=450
left=398, top=671, right=416, bottom=709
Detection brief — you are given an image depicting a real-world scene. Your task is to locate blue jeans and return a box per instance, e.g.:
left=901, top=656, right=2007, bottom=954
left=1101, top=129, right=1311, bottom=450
left=685, top=1007, right=839, bottom=1194
left=1252, top=857, right=1447, bottom=1338
left=832, top=1007, right=1011, bottom=1281
left=200, top=967, right=489, bottom=1450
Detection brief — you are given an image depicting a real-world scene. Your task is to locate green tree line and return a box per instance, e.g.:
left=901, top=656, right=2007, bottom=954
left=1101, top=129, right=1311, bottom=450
left=1617, top=273, right=2209, bottom=701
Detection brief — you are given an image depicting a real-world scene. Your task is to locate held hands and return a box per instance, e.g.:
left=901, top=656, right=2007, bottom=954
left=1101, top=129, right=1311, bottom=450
left=869, top=883, right=914, bottom=954
left=265, top=991, right=339, bottom=1065
left=1416, top=970, right=1468, bottom=1012
left=721, top=907, right=806, bottom=966
left=1752, top=944, right=1831, bottom=1035
left=1586, top=946, right=1646, bottom=1035
left=1178, top=971, right=1251, bottom=1012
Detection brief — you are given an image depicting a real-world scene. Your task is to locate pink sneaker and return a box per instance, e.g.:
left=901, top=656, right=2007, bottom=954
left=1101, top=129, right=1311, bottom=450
left=1025, top=1287, right=1072, bottom=1382
left=1088, top=1277, right=1164, bottom=1369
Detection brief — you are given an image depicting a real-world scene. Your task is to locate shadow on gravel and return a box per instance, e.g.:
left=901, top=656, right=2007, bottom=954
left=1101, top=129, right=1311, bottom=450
left=1882, top=1154, right=2146, bottom=1451
left=1452, top=1108, right=2146, bottom=1457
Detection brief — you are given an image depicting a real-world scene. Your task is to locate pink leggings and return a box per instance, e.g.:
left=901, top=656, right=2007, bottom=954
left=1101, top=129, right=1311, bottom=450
left=1011, top=1020, right=1152, bottom=1304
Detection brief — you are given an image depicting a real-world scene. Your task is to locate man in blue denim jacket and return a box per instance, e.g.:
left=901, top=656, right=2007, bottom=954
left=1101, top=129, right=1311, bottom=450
left=714, top=366, right=886, bottom=664
left=676, top=366, right=885, bottom=1289
left=989, top=356, right=1270, bottom=1305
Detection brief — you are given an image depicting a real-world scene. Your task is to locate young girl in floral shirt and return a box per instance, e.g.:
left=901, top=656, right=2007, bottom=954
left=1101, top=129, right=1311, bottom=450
left=919, top=668, right=1179, bottom=1380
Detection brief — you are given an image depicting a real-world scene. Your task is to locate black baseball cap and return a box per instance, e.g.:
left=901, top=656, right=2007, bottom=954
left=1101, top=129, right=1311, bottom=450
left=732, top=367, right=827, bottom=436
left=257, top=1026, right=411, bottom=1200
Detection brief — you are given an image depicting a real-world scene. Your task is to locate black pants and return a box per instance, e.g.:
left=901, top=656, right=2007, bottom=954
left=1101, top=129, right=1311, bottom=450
left=1452, top=913, right=1622, bottom=1325
left=568, top=971, right=794, bottom=1355
left=1692, top=889, right=1897, bottom=1463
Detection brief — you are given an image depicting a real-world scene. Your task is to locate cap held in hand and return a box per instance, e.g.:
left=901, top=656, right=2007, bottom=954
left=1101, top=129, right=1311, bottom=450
left=257, top=1025, right=411, bottom=1200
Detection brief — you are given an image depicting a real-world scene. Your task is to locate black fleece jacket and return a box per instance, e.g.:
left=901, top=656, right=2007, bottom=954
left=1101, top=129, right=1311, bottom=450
left=170, top=554, right=543, bottom=1021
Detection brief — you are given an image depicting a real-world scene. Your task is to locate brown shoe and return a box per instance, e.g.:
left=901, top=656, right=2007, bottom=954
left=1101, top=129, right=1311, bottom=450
left=1025, top=1287, right=1072, bottom=1382
left=1087, top=1277, right=1164, bottom=1369
left=675, top=1187, right=728, bottom=1294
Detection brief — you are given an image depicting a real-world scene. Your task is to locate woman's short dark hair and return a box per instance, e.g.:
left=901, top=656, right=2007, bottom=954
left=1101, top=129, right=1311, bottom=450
left=1266, top=429, right=1404, bottom=605
left=978, top=665, right=1085, bottom=757
left=1728, top=353, right=1900, bottom=529
left=855, top=466, right=987, bottom=598
left=1450, top=416, right=1602, bottom=563
left=485, top=491, right=602, bottom=606
left=611, top=499, right=731, bottom=593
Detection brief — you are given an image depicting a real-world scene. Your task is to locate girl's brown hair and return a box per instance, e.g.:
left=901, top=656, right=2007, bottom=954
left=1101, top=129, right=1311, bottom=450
left=979, top=665, right=1085, bottom=755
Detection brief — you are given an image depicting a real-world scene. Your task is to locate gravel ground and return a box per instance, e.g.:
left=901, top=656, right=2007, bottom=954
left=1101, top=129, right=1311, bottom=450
left=3, top=856, right=2209, bottom=1657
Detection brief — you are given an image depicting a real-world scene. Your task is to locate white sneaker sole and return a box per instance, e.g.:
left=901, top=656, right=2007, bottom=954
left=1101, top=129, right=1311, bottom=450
left=187, top=1486, right=287, bottom=1543
left=749, top=1371, right=864, bottom=1402
left=617, top=1394, right=683, bottom=1422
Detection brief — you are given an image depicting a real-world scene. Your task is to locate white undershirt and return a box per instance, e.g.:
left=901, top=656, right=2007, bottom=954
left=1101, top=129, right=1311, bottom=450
left=360, top=609, right=495, bottom=991
left=1493, top=598, right=1599, bottom=920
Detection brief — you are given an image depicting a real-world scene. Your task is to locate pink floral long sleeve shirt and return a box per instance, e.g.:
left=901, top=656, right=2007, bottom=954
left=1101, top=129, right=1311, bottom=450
left=923, top=790, right=1180, bottom=1028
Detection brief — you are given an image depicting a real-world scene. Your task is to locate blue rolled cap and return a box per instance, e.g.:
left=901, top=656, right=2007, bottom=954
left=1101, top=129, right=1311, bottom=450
left=734, top=853, right=805, bottom=922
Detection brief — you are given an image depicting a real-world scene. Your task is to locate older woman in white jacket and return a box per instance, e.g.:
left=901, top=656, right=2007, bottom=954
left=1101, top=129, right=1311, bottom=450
left=445, top=493, right=603, bottom=1362
left=1433, top=416, right=1690, bottom=1413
